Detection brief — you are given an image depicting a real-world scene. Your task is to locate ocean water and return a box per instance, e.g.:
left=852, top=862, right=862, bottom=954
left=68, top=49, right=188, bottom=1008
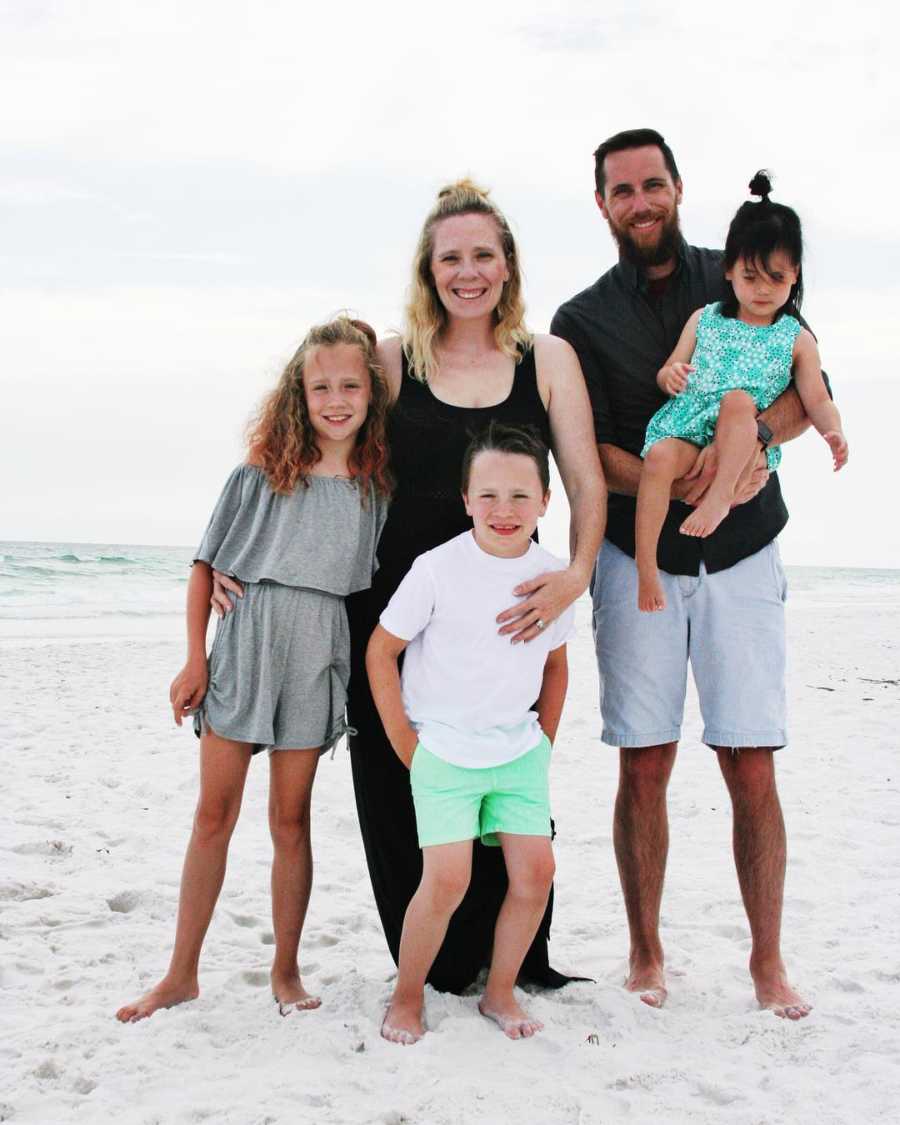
left=2, top=540, right=899, bottom=637
left=0, top=541, right=192, bottom=637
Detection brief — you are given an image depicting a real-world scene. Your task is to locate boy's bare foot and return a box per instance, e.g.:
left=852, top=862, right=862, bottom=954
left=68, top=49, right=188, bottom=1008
left=478, top=994, right=543, bottom=1040
left=680, top=495, right=730, bottom=538
left=752, top=959, right=812, bottom=1020
left=637, top=571, right=666, bottom=612
left=272, top=970, right=321, bottom=1015
left=115, top=977, right=199, bottom=1023
left=381, top=997, right=424, bottom=1045
left=626, top=961, right=667, bottom=1009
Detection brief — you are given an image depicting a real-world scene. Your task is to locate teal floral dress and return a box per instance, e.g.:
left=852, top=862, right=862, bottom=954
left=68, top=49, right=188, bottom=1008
left=642, top=302, right=802, bottom=470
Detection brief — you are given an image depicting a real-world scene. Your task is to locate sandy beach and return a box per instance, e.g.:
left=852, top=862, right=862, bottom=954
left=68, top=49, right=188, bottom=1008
left=3, top=573, right=899, bottom=1124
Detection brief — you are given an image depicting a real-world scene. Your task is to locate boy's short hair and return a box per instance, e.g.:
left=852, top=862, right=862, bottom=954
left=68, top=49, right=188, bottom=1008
left=460, top=422, right=551, bottom=494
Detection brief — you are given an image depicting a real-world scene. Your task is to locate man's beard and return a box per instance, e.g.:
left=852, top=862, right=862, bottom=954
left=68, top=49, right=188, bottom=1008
left=610, top=210, right=682, bottom=269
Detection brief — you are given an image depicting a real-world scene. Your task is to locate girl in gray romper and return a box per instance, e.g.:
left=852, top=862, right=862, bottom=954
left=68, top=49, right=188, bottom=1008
left=116, top=317, right=392, bottom=1025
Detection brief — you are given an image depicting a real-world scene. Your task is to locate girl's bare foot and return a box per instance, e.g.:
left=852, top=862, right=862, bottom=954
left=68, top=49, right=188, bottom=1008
left=381, top=997, right=425, bottom=1045
left=272, top=971, right=321, bottom=1015
left=680, top=495, right=731, bottom=538
left=115, top=977, right=199, bottom=1023
left=478, top=992, right=543, bottom=1040
left=637, top=570, right=666, bottom=612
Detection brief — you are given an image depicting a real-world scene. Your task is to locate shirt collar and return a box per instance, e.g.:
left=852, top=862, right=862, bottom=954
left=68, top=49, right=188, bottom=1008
left=617, top=236, right=689, bottom=293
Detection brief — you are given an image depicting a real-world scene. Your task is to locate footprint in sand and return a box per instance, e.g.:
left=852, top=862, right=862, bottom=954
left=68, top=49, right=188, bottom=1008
left=712, top=923, right=750, bottom=942
left=229, top=913, right=259, bottom=928
left=241, top=970, right=270, bottom=987
left=305, top=932, right=339, bottom=948
left=12, top=840, right=73, bottom=857
left=0, top=881, right=54, bottom=902
left=106, top=890, right=141, bottom=913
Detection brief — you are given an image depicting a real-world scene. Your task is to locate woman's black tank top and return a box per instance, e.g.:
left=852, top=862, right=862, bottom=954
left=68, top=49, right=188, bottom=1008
left=373, top=344, right=552, bottom=603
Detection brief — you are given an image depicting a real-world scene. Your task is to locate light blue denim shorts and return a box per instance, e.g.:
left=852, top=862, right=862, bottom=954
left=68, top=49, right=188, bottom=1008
left=591, top=540, right=788, bottom=750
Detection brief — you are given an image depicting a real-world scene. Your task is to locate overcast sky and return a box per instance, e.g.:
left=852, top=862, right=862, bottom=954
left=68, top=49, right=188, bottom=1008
left=2, top=0, right=897, bottom=567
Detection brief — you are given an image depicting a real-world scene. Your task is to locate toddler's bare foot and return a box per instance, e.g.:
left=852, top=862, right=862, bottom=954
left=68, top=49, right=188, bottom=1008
left=680, top=495, right=731, bottom=538
left=478, top=992, right=543, bottom=1040
left=381, top=997, right=424, bottom=1045
left=272, top=970, right=321, bottom=1015
left=637, top=570, right=666, bottom=612
left=115, top=976, right=199, bottom=1023
left=752, top=958, right=812, bottom=1020
left=626, top=960, right=667, bottom=1009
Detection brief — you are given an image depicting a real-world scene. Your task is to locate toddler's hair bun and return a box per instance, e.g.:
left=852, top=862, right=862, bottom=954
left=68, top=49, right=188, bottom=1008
left=748, top=169, right=774, bottom=201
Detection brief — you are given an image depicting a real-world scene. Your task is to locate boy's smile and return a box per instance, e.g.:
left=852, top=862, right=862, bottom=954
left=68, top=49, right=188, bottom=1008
left=462, top=450, right=549, bottom=558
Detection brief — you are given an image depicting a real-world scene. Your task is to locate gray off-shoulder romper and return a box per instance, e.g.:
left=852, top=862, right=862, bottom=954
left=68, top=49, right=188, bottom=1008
left=193, top=465, right=389, bottom=754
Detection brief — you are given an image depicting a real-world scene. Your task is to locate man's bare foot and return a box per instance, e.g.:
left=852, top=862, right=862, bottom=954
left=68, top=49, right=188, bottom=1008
left=752, top=960, right=812, bottom=1020
left=626, top=963, right=667, bottom=1009
left=115, top=977, right=199, bottom=1023
left=637, top=571, right=666, bottom=612
left=680, top=495, right=730, bottom=538
left=478, top=993, right=543, bottom=1040
left=272, top=971, right=321, bottom=1015
left=381, top=997, right=424, bottom=1045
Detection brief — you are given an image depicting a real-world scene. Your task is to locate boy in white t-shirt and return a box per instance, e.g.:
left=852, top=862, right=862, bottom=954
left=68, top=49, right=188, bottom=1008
left=366, top=424, right=575, bottom=1045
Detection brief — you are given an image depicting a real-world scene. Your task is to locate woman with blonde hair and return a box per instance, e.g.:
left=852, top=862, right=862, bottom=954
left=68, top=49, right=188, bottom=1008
left=349, top=179, right=605, bottom=993
left=214, top=179, right=606, bottom=995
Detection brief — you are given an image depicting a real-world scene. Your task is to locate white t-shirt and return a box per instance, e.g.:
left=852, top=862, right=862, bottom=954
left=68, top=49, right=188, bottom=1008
left=379, top=531, right=575, bottom=768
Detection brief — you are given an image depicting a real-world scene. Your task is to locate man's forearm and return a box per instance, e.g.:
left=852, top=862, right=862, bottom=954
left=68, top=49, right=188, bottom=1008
left=758, top=385, right=811, bottom=446
left=599, top=442, right=693, bottom=502
left=598, top=443, right=643, bottom=497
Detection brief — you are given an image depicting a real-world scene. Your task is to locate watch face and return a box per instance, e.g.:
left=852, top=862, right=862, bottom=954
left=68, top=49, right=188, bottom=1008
left=757, top=420, right=774, bottom=445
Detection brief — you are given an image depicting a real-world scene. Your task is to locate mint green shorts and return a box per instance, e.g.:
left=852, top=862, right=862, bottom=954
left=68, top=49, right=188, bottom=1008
left=409, top=736, right=552, bottom=849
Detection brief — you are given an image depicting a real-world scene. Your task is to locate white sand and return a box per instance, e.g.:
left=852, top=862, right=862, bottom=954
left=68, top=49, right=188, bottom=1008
left=3, top=585, right=900, bottom=1124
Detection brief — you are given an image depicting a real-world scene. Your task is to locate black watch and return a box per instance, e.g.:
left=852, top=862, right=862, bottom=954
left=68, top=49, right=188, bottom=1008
left=756, top=419, right=773, bottom=449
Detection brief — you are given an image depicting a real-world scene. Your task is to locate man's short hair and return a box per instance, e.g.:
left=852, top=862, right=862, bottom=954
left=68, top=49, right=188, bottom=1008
left=461, top=422, right=551, bottom=494
left=593, top=128, right=680, bottom=196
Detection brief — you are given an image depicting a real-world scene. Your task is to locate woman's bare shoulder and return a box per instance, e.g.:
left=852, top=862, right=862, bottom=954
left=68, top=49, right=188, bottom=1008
left=533, top=332, right=581, bottom=378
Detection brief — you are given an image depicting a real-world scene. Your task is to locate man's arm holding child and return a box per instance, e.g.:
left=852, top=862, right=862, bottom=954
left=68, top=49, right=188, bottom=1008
left=366, top=625, right=418, bottom=769
left=536, top=644, right=569, bottom=745
left=170, top=561, right=212, bottom=725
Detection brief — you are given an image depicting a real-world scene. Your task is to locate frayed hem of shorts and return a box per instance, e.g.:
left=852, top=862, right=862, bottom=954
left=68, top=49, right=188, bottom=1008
left=702, top=731, right=787, bottom=751
left=601, top=728, right=682, bottom=749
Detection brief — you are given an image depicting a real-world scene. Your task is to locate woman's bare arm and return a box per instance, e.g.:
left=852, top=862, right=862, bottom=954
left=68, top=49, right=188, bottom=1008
left=497, top=334, right=606, bottom=642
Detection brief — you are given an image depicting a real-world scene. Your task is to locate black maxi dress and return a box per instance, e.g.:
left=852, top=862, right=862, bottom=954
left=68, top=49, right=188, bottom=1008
left=346, top=347, right=572, bottom=992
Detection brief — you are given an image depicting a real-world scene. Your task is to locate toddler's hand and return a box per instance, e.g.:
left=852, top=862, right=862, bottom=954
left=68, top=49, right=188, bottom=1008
left=658, top=362, right=694, bottom=396
left=823, top=431, right=849, bottom=471
left=170, top=658, right=208, bottom=726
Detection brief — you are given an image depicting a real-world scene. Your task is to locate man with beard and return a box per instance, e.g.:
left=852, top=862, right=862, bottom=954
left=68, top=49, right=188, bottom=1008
left=551, top=128, right=812, bottom=1020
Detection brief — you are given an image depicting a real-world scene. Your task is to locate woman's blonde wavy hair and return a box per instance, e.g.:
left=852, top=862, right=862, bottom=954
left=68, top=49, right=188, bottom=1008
left=403, top=179, right=532, bottom=383
left=246, top=315, right=392, bottom=501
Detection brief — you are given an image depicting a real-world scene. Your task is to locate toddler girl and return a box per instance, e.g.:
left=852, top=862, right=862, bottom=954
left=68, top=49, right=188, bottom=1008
left=116, top=316, right=391, bottom=1022
left=636, top=171, right=848, bottom=612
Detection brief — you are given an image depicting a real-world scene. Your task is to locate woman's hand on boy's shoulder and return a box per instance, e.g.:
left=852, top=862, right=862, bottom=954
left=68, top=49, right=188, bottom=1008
left=169, top=657, right=208, bottom=726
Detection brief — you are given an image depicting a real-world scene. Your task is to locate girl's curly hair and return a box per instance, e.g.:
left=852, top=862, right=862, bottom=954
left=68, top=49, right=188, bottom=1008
left=246, top=316, right=392, bottom=501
